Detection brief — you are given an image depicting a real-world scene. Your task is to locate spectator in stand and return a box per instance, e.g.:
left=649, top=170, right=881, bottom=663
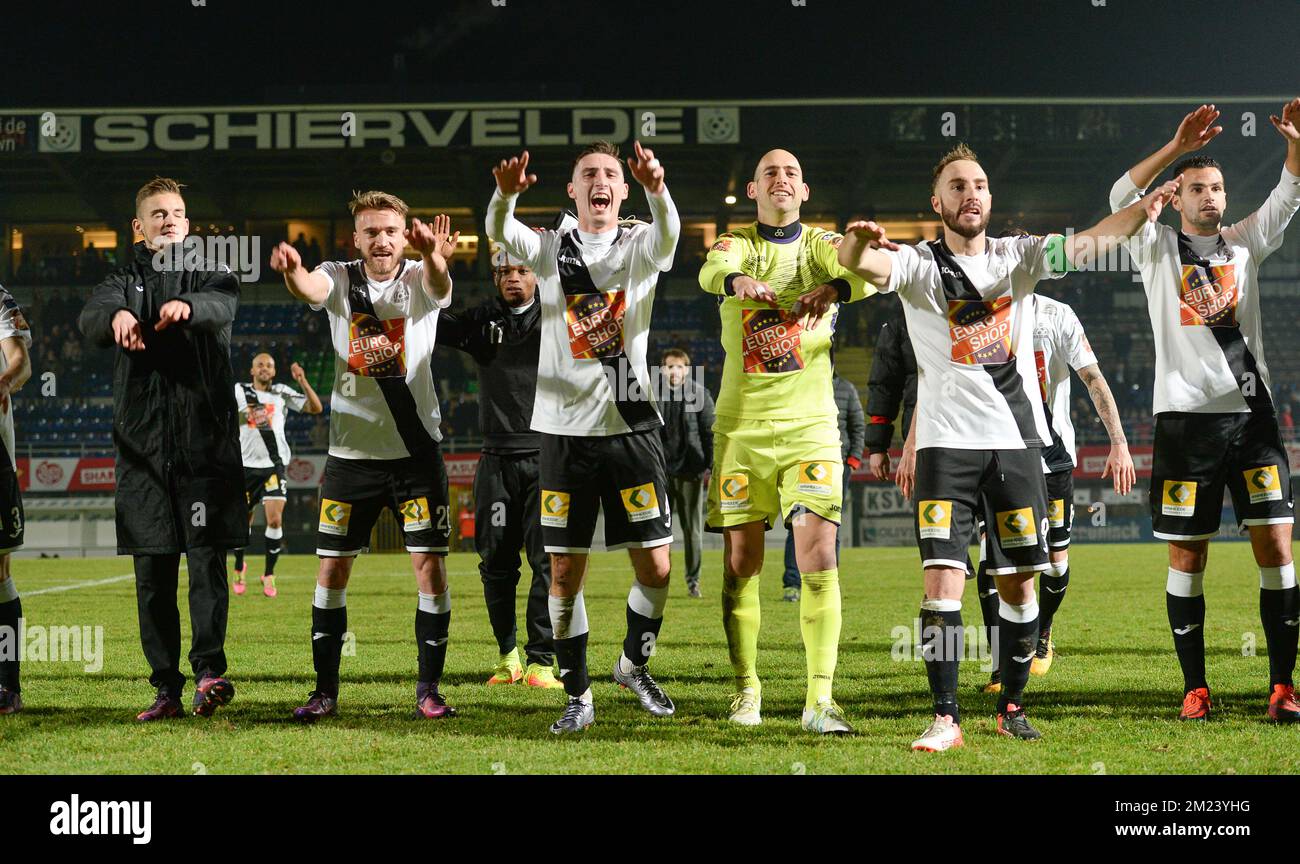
left=307, top=238, right=323, bottom=270
left=292, top=232, right=310, bottom=265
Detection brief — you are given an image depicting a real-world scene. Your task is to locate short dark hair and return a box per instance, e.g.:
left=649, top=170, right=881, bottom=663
left=931, top=143, right=981, bottom=192
left=1171, top=155, right=1224, bottom=184
left=662, top=347, right=690, bottom=365
left=572, top=140, right=622, bottom=174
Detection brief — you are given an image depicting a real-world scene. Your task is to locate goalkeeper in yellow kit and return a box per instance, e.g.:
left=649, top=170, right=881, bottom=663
left=699, top=149, right=873, bottom=732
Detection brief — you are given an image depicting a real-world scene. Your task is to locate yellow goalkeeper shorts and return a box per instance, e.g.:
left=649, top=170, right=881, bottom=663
left=706, top=414, right=843, bottom=531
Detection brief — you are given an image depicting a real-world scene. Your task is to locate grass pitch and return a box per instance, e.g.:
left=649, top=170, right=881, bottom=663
left=1, top=543, right=1294, bottom=774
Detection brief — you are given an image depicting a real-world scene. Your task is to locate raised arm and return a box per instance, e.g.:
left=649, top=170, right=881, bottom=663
left=1063, top=179, right=1182, bottom=270
left=271, top=242, right=332, bottom=306
left=1076, top=363, right=1134, bottom=495
left=627, top=140, right=680, bottom=270
left=406, top=213, right=457, bottom=305
left=1127, top=104, right=1223, bottom=194
left=290, top=362, right=324, bottom=415
left=837, top=220, right=899, bottom=288
left=1232, top=98, right=1300, bottom=257
left=486, top=151, right=543, bottom=266
left=1274, top=98, right=1300, bottom=177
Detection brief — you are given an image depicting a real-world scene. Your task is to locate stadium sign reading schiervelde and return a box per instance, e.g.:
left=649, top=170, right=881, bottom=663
left=0, top=104, right=742, bottom=153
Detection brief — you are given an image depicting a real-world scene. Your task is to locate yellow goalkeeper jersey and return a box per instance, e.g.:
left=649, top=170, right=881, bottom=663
left=699, top=221, right=873, bottom=419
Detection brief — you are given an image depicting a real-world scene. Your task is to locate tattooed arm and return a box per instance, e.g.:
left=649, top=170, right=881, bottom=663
left=1076, top=363, right=1135, bottom=495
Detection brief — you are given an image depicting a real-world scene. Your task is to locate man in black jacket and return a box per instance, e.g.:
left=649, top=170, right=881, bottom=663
left=864, top=305, right=917, bottom=480
left=436, top=247, right=561, bottom=689
left=659, top=348, right=715, bottom=598
left=78, top=177, right=245, bottom=722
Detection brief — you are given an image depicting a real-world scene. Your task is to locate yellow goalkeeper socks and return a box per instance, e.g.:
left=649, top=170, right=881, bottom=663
left=800, top=568, right=841, bottom=708
left=721, top=572, right=761, bottom=691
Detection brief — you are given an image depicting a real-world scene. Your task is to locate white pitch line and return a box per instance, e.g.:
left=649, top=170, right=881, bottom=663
left=24, top=573, right=136, bottom=596
left=24, top=565, right=188, bottom=597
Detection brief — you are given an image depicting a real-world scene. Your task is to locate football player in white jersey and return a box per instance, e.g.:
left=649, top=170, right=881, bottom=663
left=271, top=192, right=460, bottom=723
left=840, top=143, right=1177, bottom=750
left=231, top=353, right=322, bottom=598
left=1110, top=101, right=1300, bottom=722
left=975, top=292, right=1134, bottom=693
left=487, top=140, right=680, bottom=734
left=0, top=285, right=32, bottom=715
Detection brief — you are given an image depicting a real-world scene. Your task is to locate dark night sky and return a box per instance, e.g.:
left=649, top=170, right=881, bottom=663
left=4, top=0, right=1291, bottom=107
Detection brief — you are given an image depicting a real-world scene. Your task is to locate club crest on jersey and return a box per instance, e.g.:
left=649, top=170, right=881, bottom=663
left=918, top=500, right=951, bottom=540
left=540, top=491, right=570, bottom=527
left=318, top=499, right=352, bottom=536
left=566, top=290, right=626, bottom=360
left=741, top=308, right=804, bottom=374
left=996, top=507, right=1037, bottom=549
left=347, top=313, right=407, bottom=378
left=711, top=238, right=733, bottom=252
left=948, top=297, right=1014, bottom=365
left=1179, top=264, right=1238, bottom=328
left=1245, top=465, right=1283, bottom=504
left=719, top=474, right=750, bottom=512
left=620, top=483, right=660, bottom=522
left=1161, top=480, right=1197, bottom=517
left=796, top=461, right=833, bottom=495
left=1048, top=498, right=1066, bottom=528
left=400, top=497, right=432, bottom=532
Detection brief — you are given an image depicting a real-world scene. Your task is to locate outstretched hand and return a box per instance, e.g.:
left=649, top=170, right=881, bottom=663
left=1270, top=98, right=1300, bottom=143
left=493, top=151, right=537, bottom=196
left=409, top=214, right=459, bottom=263
left=627, top=140, right=665, bottom=194
left=270, top=241, right=302, bottom=274
left=1142, top=176, right=1182, bottom=221
left=844, top=219, right=900, bottom=251
left=1172, top=104, right=1222, bottom=153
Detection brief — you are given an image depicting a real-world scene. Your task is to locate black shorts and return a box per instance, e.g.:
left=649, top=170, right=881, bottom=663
left=1045, top=467, right=1074, bottom=549
left=244, top=465, right=287, bottom=509
left=316, top=453, right=450, bottom=557
left=0, top=468, right=24, bottom=554
left=1150, top=411, right=1294, bottom=541
left=539, top=429, right=672, bottom=554
left=914, top=447, right=1049, bottom=576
